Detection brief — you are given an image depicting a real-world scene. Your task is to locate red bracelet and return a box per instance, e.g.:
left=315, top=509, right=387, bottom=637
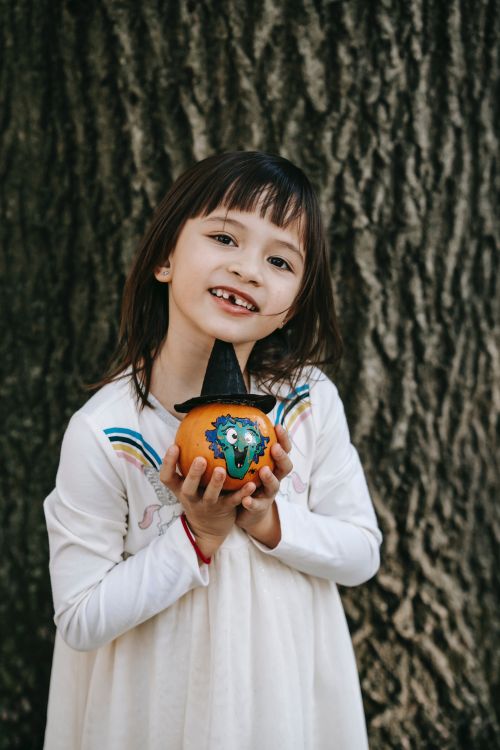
left=180, top=513, right=212, bottom=565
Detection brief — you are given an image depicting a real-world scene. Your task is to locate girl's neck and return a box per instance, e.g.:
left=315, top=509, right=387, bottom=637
left=150, top=329, right=253, bottom=418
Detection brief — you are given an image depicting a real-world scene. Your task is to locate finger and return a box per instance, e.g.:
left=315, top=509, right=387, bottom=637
left=228, top=481, right=256, bottom=506
left=256, top=465, right=280, bottom=499
left=159, top=445, right=183, bottom=492
left=181, top=457, right=207, bottom=500
left=202, top=466, right=226, bottom=504
left=241, top=493, right=273, bottom=512
left=275, top=424, right=292, bottom=453
left=270, top=443, right=293, bottom=481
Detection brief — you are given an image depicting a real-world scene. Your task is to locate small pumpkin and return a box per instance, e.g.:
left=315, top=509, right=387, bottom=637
left=176, top=402, right=277, bottom=490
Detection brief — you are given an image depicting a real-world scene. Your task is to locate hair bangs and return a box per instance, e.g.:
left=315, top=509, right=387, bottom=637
left=192, top=154, right=308, bottom=242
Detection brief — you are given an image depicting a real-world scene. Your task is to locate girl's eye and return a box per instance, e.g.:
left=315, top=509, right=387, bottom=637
left=211, top=233, right=235, bottom=246
left=268, top=256, right=292, bottom=271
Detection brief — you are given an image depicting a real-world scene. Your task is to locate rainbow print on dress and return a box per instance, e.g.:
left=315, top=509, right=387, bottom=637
left=104, top=427, right=162, bottom=472
left=275, top=384, right=311, bottom=437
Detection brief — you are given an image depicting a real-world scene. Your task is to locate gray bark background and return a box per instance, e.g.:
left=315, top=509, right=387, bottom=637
left=1, top=0, right=498, bottom=747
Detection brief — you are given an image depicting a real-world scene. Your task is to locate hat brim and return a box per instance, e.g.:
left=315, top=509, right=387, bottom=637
left=174, top=393, right=276, bottom=414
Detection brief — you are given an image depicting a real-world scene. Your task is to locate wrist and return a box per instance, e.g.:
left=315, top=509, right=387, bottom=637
left=247, top=502, right=281, bottom=549
left=181, top=514, right=225, bottom=561
left=193, top=535, right=222, bottom=560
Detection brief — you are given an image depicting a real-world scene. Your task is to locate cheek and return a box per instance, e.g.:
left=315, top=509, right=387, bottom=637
left=276, top=278, right=302, bottom=310
left=170, top=258, right=206, bottom=291
left=167, top=275, right=199, bottom=314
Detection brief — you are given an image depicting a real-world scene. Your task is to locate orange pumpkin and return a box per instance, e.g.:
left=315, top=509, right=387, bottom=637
left=176, top=403, right=277, bottom=490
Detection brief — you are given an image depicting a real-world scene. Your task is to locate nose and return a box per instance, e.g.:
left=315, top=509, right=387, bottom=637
left=227, top=256, right=263, bottom=285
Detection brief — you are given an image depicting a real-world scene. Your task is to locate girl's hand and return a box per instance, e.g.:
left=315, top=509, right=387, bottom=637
left=236, top=425, right=293, bottom=548
left=159, top=445, right=255, bottom=559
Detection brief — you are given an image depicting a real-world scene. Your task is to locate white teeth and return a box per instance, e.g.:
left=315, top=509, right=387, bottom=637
left=210, top=288, right=256, bottom=311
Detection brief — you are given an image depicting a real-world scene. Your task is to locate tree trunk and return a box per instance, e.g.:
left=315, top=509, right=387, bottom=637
left=1, top=0, right=498, bottom=747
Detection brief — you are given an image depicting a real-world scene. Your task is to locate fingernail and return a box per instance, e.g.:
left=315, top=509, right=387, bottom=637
left=167, top=446, right=177, bottom=456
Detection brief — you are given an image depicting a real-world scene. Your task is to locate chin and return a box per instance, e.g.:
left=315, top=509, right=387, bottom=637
left=198, top=324, right=253, bottom=345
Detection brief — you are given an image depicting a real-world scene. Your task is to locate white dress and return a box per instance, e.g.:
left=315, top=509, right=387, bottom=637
left=43, top=368, right=382, bottom=750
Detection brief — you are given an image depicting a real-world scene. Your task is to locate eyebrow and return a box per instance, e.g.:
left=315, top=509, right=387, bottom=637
left=203, top=215, right=304, bottom=259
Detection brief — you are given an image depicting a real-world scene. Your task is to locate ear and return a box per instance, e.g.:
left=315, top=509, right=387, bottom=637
left=154, top=263, right=172, bottom=283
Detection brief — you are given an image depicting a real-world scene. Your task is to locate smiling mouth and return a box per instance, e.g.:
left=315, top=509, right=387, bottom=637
left=233, top=446, right=248, bottom=469
left=209, top=288, right=258, bottom=312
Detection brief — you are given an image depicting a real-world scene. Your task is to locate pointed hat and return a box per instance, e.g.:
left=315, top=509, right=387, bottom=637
left=174, top=339, right=276, bottom=414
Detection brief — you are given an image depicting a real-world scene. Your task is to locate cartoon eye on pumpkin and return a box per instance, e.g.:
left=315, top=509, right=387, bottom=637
left=244, top=430, right=257, bottom=445
left=225, top=428, right=238, bottom=444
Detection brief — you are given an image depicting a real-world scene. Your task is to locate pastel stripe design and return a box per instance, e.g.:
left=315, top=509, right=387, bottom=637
left=286, top=402, right=311, bottom=435
left=116, top=451, right=148, bottom=471
left=276, top=385, right=311, bottom=433
left=104, top=427, right=162, bottom=470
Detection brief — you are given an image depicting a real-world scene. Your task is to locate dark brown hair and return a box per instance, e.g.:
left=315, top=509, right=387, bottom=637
left=95, top=151, right=343, bottom=407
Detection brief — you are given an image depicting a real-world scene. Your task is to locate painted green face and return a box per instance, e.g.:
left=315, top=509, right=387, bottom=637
left=205, top=415, right=269, bottom=479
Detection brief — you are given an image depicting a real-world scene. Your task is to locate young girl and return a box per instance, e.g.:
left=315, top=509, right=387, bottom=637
left=44, top=151, right=382, bottom=750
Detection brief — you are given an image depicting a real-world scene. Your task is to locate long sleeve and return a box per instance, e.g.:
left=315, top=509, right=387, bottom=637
left=44, top=411, right=208, bottom=652
left=251, top=376, right=382, bottom=585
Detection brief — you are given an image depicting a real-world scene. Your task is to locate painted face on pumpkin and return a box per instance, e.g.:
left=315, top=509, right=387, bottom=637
left=205, top=415, right=270, bottom=479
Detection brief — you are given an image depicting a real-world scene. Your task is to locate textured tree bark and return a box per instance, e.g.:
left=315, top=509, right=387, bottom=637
left=0, top=0, right=498, bottom=747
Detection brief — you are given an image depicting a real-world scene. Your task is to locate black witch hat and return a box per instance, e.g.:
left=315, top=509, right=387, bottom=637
left=174, top=339, right=276, bottom=414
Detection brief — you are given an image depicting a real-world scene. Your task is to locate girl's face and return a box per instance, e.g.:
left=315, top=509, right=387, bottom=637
left=155, top=206, right=305, bottom=349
